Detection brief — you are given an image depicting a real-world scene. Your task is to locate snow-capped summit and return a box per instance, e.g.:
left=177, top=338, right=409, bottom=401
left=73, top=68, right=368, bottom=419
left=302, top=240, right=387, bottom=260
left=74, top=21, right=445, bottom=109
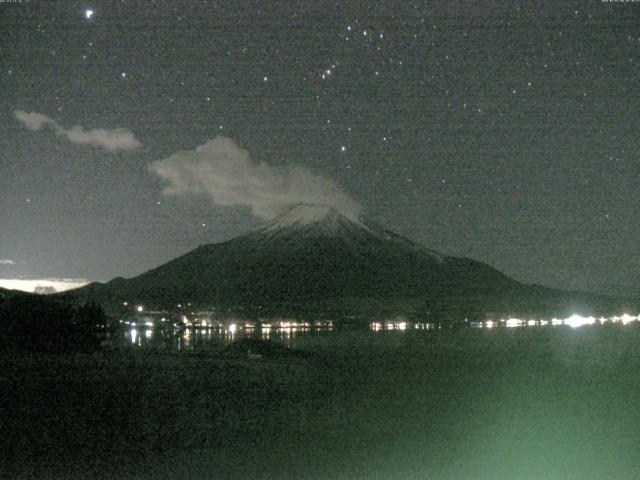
left=63, top=202, right=539, bottom=317
left=249, top=203, right=445, bottom=262
left=253, top=203, right=371, bottom=238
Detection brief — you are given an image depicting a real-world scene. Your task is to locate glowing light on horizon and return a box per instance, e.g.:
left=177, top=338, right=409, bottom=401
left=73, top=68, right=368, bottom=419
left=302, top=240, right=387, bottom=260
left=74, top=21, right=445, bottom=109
left=505, top=318, right=521, bottom=328
left=474, top=313, right=639, bottom=329
left=564, top=314, right=596, bottom=328
left=620, top=314, right=638, bottom=325
left=261, top=323, right=271, bottom=340
left=0, top=278, right=89, bottom=293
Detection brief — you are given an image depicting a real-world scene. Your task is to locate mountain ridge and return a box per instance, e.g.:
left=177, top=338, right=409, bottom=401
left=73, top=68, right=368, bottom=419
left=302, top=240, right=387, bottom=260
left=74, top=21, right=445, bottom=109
left=60, top=204, right=634, bottom=320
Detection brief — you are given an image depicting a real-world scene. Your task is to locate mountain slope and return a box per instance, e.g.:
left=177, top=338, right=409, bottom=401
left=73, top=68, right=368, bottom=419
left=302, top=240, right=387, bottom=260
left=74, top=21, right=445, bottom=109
left=62, top=204, right=629, bottom=318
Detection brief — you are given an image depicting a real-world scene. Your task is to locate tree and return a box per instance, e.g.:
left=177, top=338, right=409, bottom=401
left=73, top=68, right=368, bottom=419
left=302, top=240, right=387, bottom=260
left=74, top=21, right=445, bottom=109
left=0, top=295, right=108, bottom=352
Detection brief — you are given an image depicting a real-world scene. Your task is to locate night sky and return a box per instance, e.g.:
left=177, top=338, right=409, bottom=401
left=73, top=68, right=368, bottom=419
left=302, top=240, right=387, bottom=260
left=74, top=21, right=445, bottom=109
left=1, top=0, right=639, bottom=296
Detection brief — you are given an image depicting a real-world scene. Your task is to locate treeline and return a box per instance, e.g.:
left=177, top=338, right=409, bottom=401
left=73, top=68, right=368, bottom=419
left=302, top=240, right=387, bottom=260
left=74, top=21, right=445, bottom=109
left=0, top=293, right=108, bottom=353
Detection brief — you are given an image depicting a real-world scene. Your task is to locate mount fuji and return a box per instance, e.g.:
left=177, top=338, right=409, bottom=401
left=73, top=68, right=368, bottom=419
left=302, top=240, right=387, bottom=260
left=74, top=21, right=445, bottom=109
left=62, top=204, right=624, bottom=320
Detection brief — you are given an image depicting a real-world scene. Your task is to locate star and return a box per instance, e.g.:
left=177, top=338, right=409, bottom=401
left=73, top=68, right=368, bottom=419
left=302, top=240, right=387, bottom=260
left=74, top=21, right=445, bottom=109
left=4, top=1, right=638, bottom=300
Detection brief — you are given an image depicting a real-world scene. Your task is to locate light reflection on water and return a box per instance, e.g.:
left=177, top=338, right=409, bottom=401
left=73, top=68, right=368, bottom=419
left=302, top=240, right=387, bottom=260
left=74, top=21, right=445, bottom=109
left=120, top=313, right=640, bottom=350
left=477, top=313, right=639, bottom=329
left=121, top=320, right=336, bottom=350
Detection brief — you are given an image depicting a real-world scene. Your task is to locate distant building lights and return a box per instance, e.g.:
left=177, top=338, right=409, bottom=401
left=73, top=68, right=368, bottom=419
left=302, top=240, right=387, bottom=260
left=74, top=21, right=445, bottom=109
left=621, top=313, right=637, bottom=325
left=564, top=314, right=596, bottom=328
left=505, top=318, right=521, bottom=328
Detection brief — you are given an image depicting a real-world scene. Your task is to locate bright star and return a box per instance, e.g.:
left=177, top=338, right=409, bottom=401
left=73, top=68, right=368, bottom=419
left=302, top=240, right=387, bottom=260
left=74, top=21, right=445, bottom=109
left=85, top=9, right=94, bottom=19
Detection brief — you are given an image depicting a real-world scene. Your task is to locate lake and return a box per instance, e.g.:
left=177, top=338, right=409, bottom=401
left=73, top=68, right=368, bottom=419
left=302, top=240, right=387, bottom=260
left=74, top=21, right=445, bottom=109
left=118, top=312, right=640, bottom=352
left=3, top=321, right=640, bottom=479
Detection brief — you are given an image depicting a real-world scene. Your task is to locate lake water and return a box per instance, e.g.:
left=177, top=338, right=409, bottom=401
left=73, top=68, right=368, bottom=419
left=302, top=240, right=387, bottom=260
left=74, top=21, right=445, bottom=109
left=109, top=319, right=640, bottom=480
left=6, top=318, right=640, bottom=480
left=118, top=313, right=640, bottom=352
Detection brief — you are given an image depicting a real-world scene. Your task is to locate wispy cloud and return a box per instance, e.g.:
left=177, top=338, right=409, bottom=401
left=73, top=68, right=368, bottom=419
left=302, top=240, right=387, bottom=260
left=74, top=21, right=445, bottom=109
left=14, top=110, right=142, bottom=152
left=0, top=259, right=16, bottom=265
left=149, top=136, right=361, bottom=220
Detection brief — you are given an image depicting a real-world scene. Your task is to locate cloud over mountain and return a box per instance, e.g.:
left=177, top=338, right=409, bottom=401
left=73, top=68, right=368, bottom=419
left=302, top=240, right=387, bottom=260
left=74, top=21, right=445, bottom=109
left=14, top=110, right=142, bottom=152
left=149, top=136, right=361, bottom=220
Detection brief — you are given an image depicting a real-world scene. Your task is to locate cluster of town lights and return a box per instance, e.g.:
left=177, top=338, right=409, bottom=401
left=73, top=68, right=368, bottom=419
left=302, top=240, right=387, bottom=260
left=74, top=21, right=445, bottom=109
left=479, top=313, right=639, bottom=329
left=123, top=302, right=639, bottom=347
left=370, top=321, right=434, bottom=331
left=368, top=314, right=639, bottom=332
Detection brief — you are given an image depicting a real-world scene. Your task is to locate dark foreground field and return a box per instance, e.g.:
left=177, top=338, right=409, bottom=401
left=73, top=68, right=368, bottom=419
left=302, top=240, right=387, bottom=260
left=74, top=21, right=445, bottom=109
left=2, top=325, right=640, bottom=480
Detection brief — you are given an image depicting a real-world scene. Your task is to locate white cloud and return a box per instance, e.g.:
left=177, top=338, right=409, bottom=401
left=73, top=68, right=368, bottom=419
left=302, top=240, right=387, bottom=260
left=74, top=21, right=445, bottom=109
left=0, top=278, right=90, bottom=293
left=149, top=136, right=361, bottom=220
left=61, top=125, right=142, bottom=151
left=14, top=110, right=142, bottom=152
left=13, top=110, right=53, bottom=131
left=0, top=259, right=16, bottom=265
